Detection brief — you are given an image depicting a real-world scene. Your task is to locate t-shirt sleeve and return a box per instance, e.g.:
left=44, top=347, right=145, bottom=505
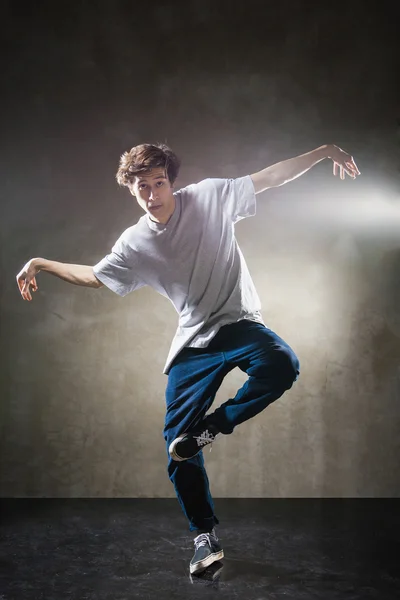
left=93, top=233, right=145, bottom=297
left=210, top=175, right=256, bottom=223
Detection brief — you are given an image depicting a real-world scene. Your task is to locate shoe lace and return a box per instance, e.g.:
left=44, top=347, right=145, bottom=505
left=193, top=429, right=216, bottom=448
left=194, top=533, right=211, bottom=550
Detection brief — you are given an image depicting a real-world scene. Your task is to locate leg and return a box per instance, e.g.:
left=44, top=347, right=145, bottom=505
left=208, top=320, right=300, bottom=434
left=164, top=346, right=231, bottom=532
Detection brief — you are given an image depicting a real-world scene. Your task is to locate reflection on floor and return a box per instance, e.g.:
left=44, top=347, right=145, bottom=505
left=0, top=499, right=399, bottom=599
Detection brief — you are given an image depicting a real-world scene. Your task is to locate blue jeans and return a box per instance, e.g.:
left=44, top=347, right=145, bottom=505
left=163, top=320, right=300, bottom=531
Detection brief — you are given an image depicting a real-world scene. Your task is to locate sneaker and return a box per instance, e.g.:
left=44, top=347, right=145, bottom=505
left=190, top=530, right=224, bottom=575
left=169, top=424, right=219, bottom=462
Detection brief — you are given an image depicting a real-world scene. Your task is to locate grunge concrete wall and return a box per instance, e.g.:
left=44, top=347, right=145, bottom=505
left=1, top=0, right=399, bottom=498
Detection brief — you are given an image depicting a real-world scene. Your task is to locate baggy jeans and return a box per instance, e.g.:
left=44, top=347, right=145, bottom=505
left=163, top=320, right=300, bottom=531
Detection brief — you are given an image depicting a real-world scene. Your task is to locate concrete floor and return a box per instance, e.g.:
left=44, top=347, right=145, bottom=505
left=0, top=498, right=398, bottom=599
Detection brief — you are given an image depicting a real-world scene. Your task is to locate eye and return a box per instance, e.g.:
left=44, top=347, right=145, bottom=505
left=156, top=181, right=164, bottom=187
left=139, top=184, right=147, bottom=190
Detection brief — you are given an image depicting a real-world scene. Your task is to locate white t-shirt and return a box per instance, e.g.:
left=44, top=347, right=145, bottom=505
left=93, top=176, right=264, bottom=373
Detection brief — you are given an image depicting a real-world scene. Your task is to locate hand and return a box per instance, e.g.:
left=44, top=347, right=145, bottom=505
left=16, top=258, right=40, bottom=301
left=328, top=145, right=360, bottom=180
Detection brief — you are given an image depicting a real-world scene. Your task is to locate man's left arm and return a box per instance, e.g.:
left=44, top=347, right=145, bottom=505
left=250, top=144, right=360, bottom=194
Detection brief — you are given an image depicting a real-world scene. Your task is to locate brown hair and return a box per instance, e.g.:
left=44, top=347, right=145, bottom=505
left=116, top=143, right=181, bottom=187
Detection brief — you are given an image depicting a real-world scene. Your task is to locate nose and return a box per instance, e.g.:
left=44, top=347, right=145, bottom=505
left=149, top=190, right=158, bottom=201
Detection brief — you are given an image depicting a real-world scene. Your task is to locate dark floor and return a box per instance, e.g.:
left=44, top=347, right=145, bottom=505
left=0, top=499, right=399, bottom=600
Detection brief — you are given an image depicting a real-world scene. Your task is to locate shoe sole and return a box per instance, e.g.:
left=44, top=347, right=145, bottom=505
left=190, top=550, right=224, bottom=574
left=169, top=436, right=200, bottom=462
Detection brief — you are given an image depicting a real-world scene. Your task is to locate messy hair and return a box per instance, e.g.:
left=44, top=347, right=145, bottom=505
left=116, top=143, right=181, bottom=187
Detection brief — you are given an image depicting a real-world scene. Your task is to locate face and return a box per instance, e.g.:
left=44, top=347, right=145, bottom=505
left=130, top=167, right=175, bottom=224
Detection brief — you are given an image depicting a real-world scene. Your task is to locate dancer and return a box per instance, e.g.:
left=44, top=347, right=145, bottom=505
left=16, top=143, right=359, bottom=574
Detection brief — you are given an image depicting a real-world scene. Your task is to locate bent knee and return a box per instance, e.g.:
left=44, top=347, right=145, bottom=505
left=274, top=346, right=300, bottom=389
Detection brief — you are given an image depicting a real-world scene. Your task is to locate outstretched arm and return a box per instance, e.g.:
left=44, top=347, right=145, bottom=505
left=16, top=258, right=103, bottom=301
left=250, top=144, right=360, bottom=194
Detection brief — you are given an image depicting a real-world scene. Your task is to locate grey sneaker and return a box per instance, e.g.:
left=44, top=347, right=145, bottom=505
left=190, top=529, right=224, bottom=575
left=169, top=424, right=219, bottom=462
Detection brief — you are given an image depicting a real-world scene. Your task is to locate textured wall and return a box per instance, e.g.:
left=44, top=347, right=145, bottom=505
left=1, top=1, right=399, bottom=497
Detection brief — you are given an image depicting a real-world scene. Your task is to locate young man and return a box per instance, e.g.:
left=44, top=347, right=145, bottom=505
left=16, top=143, right=360, bottom=575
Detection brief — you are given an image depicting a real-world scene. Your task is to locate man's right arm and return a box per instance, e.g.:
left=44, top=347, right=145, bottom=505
left=16, top=257, right=103, bottom=301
